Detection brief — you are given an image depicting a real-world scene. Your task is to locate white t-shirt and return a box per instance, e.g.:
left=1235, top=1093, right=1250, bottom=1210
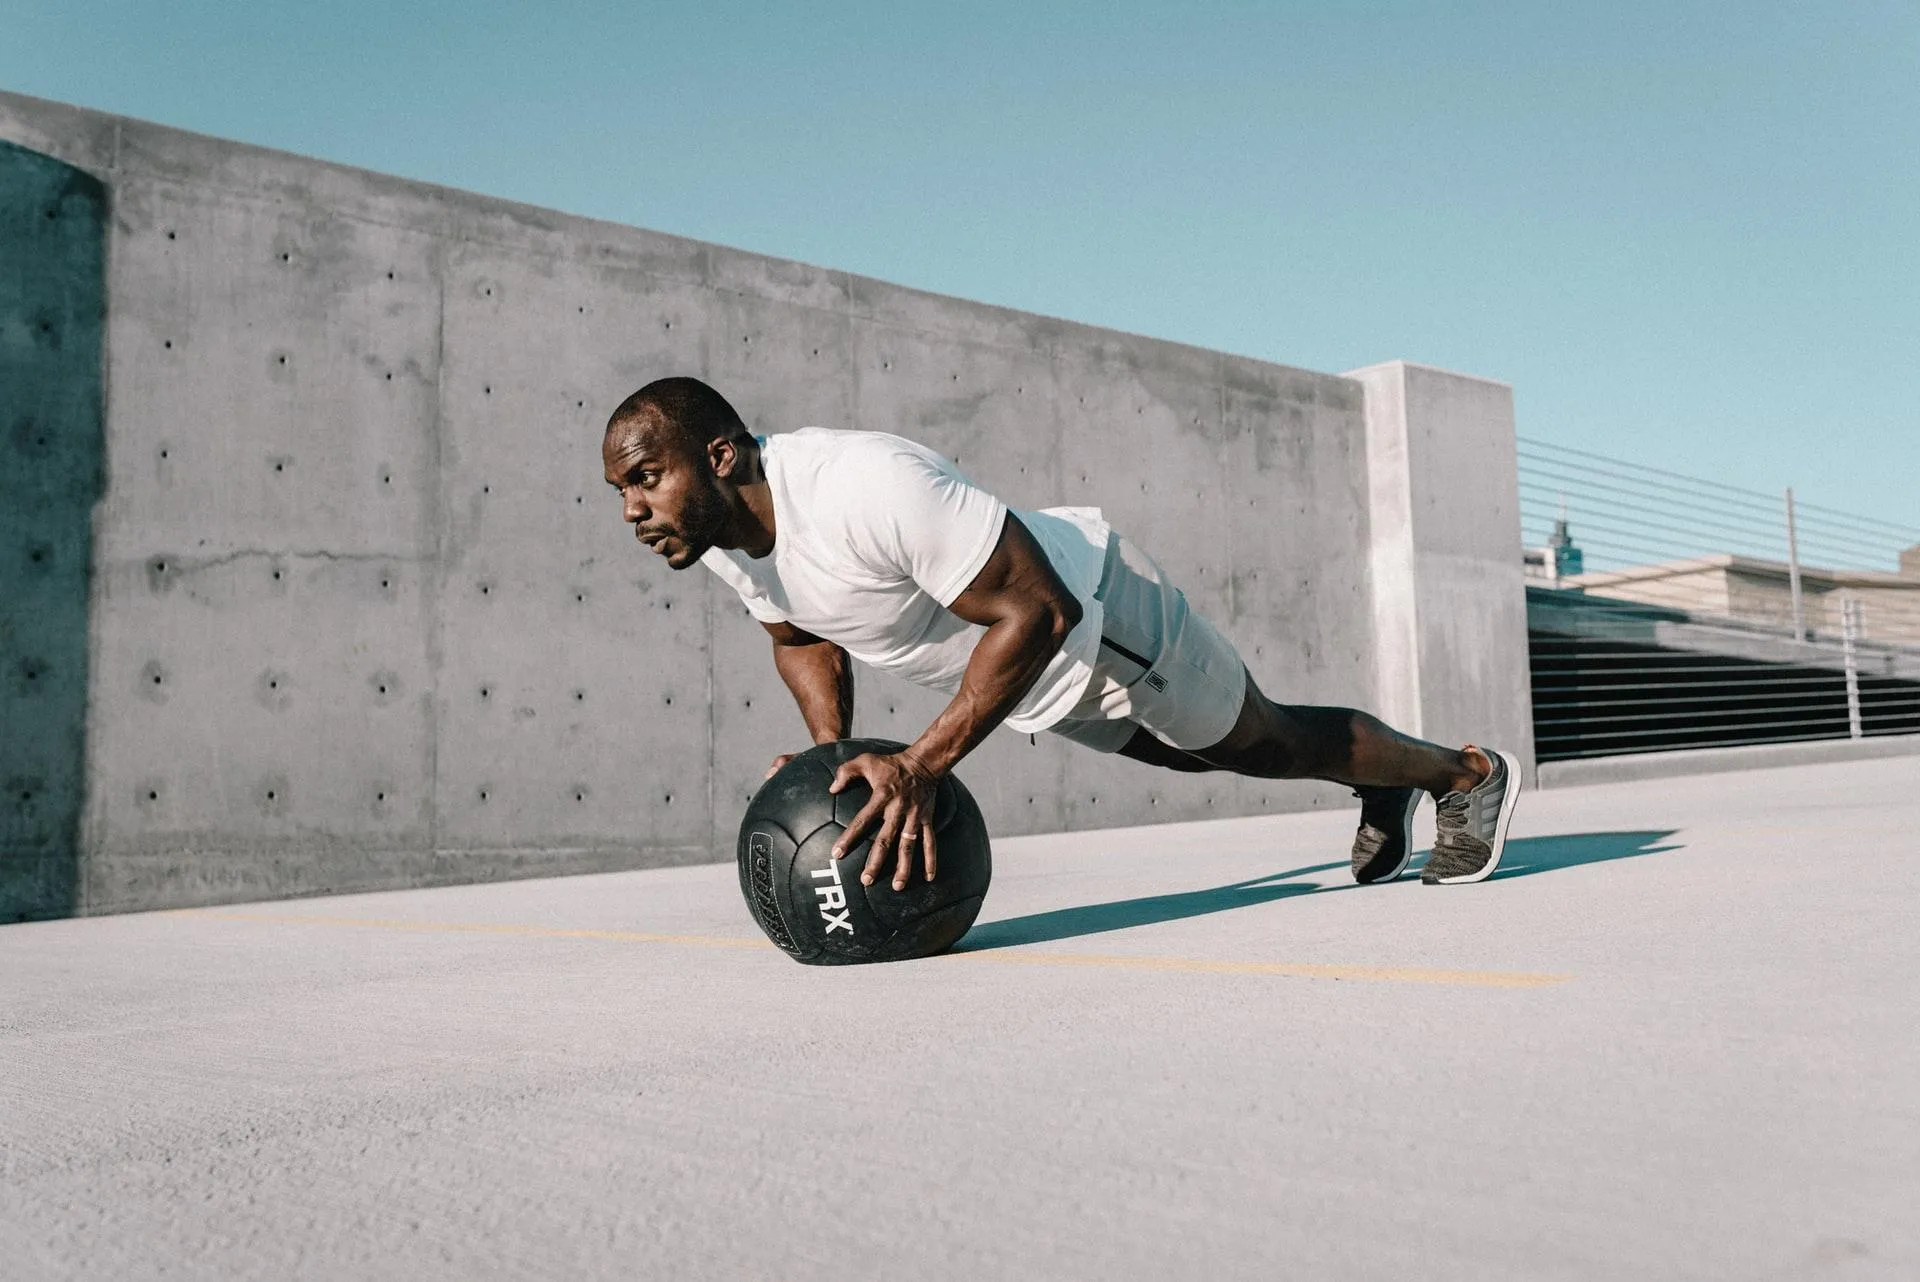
left=700, top=427, right=1110, bottom=735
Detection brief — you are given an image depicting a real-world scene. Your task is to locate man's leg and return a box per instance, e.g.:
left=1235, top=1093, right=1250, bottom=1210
left=1189, top=668, right=1489, bottom=797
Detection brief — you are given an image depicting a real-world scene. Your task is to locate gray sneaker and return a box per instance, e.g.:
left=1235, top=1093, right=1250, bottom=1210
left=1422, top=748, right=1522, bottom=885
left=1350, top=786, right=1421, bottom=883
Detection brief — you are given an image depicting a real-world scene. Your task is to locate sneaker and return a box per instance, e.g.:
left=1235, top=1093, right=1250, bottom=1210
left=1422, top=748, right=1522, bottom=884
left=1350, top=786, right=1421, bottom=883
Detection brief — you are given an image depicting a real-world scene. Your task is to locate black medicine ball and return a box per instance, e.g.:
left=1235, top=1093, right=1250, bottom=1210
left=736, top=738, right=992, bottom=965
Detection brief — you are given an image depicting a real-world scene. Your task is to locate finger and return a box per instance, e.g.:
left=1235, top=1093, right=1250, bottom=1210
left=834, top=795, right=884, bottom=862
left=923, top=815, right=938, bottom=883
left=892, top=820, right=916, bottom=891
left=826, top=756, right=868, bottom=795
left=864, top=803, right=905, bottom=887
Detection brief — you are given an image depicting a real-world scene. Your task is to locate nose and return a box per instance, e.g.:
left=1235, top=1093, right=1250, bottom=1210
left=623, top=487, right=649, bottom=524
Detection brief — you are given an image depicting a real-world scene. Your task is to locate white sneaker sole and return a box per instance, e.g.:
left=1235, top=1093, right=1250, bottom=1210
left=1429, top=749, right=1523, bottom=885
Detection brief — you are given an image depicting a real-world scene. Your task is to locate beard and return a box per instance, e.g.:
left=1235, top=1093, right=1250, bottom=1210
left=659, top=478, right=732, bottom=569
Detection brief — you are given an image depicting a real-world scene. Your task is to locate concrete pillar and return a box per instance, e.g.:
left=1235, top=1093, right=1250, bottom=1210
left=1345, top=361, right=1536, bottom=776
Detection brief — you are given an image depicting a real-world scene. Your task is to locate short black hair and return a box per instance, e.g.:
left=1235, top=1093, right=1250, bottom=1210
left=607, top=376, right=752, bottom=459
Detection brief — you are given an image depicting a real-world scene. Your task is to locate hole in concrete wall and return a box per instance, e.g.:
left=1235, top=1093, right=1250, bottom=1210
left=163, top=340, right=172, bottom=349
left=482, top=485, right=490, bottom=494
left=484, top=385, right=491, bottom=395
left=663, top=695, right=672, bottom=706
left=743, top=697, right=752, bottom=708
left=166, top=230, right=176, bottom=240
left=484, top=287, right=493, bottom=297
left=577, top=305, right=585, bottom=313
left=663, top=320, right=671, bottom=329
left=146, top=788, right=159, bottom=801
left=277, top=355, right=287, bottom=366
left=385, top=372, right=392, bottom=381
left=882, top=361, right=891, bottom=370
left=376, top=790, right=387, bottom=802
left=20, top=657, right=45, bottom=684
left=662, top=600, right=672, bottom=611
left=279, top=252, right=290, bottom=263
left=664, top=793, right=673, bottom=805
left=27, top=545, right=47, bottom=565
left=480, top=685, right=491, bottom=700
left=742, top=335, right=750, bottom=344
left=573, top=690, right=585, bottom=702
left=573, top=789, right=586, bottom=802
left=479, top=582, right=491, bottom=595
left=381, top=472, right=391, bottom=485
left=159, top=447, right=169, bottom=460
left=271, top=569, right=283, bottom=582
left=951, top=373, right=958, bottom=381
left=574, top=496, right=582, bottom=504
left=386, top=270, right=394, bottom=280
left=380, top=576, right=391, bottom=589
left=478, top=788, right=490, bottom=802
left=1026, top=797, right=1034, bottom=805
left=574, top=591, right=585, bottom=603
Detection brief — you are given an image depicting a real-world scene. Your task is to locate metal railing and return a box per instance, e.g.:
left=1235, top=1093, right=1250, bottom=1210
left=1516, top=437, right=1920, bottom=762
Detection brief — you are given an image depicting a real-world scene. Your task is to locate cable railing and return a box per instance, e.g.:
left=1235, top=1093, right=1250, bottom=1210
left=1516, top=437, right=1920, bottom=761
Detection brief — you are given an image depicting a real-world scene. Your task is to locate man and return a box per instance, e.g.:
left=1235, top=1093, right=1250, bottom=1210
left=603, top=376, right=1521, bottom=897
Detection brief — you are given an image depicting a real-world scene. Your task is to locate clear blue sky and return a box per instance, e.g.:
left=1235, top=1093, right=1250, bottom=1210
left=5, top=0, right=1915, bottom=540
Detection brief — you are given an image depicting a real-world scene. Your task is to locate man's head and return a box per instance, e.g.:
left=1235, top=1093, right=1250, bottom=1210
left=603, top=376, right=761, bottom=570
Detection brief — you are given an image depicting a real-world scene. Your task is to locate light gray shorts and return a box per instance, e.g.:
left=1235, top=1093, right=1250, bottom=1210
left=1046, top=530, right=1249, bottom=755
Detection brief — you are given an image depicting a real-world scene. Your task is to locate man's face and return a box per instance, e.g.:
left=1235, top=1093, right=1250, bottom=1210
left=602, top=420, right=732, bottom=570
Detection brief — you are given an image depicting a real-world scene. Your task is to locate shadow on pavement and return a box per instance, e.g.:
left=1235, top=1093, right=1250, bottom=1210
left=955, top=861, right=1343, bottom=952
left=1484, top=829, right=1682, bottom=880
left=956, top=830, right=1684, bottom=951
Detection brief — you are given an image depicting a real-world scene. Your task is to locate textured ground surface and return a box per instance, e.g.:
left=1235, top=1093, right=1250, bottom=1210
left=4, top=754, right=1917, bottom=1281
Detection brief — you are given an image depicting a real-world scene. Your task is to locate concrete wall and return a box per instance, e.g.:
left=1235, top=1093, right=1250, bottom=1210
left=0, top=140, right=104, bottom=920
left=0, top=91, right=1532, bottom=918
left=1348, top=361, right=1536, bottom=776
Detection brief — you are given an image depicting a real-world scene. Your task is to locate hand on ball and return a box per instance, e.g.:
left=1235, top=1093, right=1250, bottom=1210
left=828, top=751, right=940, bottom=891
left=764, top=753, right=797, bottom=780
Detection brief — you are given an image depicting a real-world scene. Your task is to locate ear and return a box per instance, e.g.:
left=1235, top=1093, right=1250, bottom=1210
left=709, top=435, right=749, bottom=481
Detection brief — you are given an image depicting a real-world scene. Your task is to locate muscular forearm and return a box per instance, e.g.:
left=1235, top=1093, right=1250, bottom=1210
left=904, top=606, right=1076, bottom=778
left=772, top=639, right=854, bottom=744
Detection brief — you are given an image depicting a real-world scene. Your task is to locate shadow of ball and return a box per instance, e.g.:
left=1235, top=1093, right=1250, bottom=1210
left=736, top=738, right=992, bottom=965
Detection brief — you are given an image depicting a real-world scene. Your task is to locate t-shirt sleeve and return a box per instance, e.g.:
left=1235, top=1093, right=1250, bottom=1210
left=842, top=445, right=1009, bottom=607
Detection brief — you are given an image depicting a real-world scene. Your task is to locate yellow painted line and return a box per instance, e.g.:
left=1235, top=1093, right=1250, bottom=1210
left=960, top=949, right=1571, bottom=988
left=172, top=909, right=1570, bottom=988
left=173, top=909, right=770, bottom=950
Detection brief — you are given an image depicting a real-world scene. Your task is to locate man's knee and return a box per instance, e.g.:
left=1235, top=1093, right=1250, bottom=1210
left=1192, top=684, right=1355, bottom=779
left=1117, top=726, right=1214, bottom=773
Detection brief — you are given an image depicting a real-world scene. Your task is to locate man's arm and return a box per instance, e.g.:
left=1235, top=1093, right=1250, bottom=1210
left=830, top=512, right=1083, bottom=888
left=762, top=619, right=854, bottom=745
left=901, top=512, right=1082, bottom=777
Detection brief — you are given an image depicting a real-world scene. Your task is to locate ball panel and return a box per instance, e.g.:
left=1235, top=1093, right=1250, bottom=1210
left=789, top=824, right=890, bottom=962
left=735, top=816, right=810, bottom=961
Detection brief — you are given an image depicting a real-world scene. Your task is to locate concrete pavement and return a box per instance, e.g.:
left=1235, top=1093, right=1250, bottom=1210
left=4, top=754, right=1917, bottom=1280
